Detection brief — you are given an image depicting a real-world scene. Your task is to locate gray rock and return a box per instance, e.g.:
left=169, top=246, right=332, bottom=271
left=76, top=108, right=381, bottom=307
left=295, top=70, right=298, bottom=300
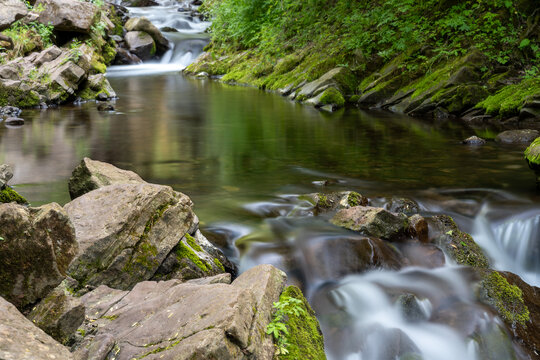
left=68, top=157, right=145, bottom=199
left=5, top=117, right=24, bottom=125
left=462, top=135, right=486, bottom=145
left=296, top=67, right=354, bottom=100
left=35, top=0, right=99, bottom=33
left=196, top=71, right=209, bottom=78
left=65, top=182, right=198, bottom=291
left=408, top=214, right=429, bottom=243
left=186, top=273, right=231, bottom=285
left=0, top=106, right=21, bottom=117
left=113, top=47, right=142, bottom=65
left=124, top=31, right=156, bottom=60
left=331, top=206, right=409, bottom=240
left=301, top=191, right=369, bottom=215
left=519, top=107, right=540, bottom=120
left=125, top=17, right=170, bottom=54
left=0, top=164, right=13, bottom=188
left=97, top=102, right=114, bottom=111
left=495, top=129, right=539, bottom=144
left=385, top=197, right=420, bottom=215
left=0, top=0, right=28, bottom=31
left=0, top=296, right=73, bottom=360
left=0, top=203, right=78, bottom=310
left=27, top=283, right=85, bottom=343
left=74, top=264, right=287, bottom=360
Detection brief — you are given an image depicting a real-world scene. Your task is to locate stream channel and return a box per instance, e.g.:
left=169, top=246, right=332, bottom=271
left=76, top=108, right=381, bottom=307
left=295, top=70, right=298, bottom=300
left=1, top=1, right=540, bottom=359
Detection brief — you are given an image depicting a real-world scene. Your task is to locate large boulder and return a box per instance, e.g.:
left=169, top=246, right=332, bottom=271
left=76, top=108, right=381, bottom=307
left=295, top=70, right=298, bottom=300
left=331, top=206, right=409, bottom=240
left=124, top=31, right=156, bottom=60
left=0, top=203, right=78, bottom=310
left=68, top=157, right=145, bottom=199
left=73, top=265, right=288, bottom=360
left=495, top=129, right=539, bottom=144
left=0, top=0, right=28, bottom=31
left=124, top=17, right=170, bottom=54
left=0, top=296, right=73, bottom=360
left=35, top=0, right=100, bottom=33
left=65, top=182, right=227, bottom=291
left=27, top=283, right=86, bottom=344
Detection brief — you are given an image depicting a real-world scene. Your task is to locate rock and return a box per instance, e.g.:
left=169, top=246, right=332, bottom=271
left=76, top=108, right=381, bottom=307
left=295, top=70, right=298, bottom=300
left=4, top=116, right=24, bottom=125
left=331, top=206, right=409, bottom=240
left=519, top=106, right=540, bottom=120
left=124, top=17, right=170, bottom=54
left=68, top=157, right=145, bottom=199
left=428, top=215, right=489, bottom=268
left=0, top=203, right=78, bottom=310
left=303, top=235, right=404, bottom=279
left=0, top=296, right=74, bottom=360
left=494, top=129, right=539, bottom=144
left=385, top=197, right=420, bottom=215
left=301, top=191, right=368, bottom=215
left=117, top=0, right=158, bottom=6
left=186, top=273, right=232, bottom=285
left=462, top=135, right=486, bottom=145
left=124, top=31, right=156, bottom=60
left=161, top=26, right=179, bottom=32
left=0, top=0, right=28, bottom=31
left=408, top=214, right=429, bottom=243
left=96, top=92, right=110, bottom=101
left=27, top=283, right=85, bottom=343
left=296, top=67, right=356, bottom=100
left=0, top=105, right=21, bottom=117
left=73, top=264, right=289, bottom=360
left=65, top=182, right=201, bottom=291
left=0, top=163, right=13, bottom=188
left=113, top=47, right=143, bottom=65
left=78, top=74, right=117, bottom=101
left=196, top=71, right=209, bottom=77
left=35, top=0, right=99, bottom=33
left=396, top=294, right=429, bottom=322
left=97, top=102, right=114, bottom=111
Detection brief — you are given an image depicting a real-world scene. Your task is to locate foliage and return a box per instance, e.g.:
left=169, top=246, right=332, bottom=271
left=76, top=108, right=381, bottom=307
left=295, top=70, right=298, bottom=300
left=1, top=21, right=54, bottom=59
left=266, top=294, right=306, bottom=355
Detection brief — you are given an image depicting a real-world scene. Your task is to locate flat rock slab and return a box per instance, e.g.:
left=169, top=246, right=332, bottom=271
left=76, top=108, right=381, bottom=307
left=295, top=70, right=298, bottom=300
left=331, top=206, right=409, bottom=240
left=495, top=129, right=539, bottom=144
left=68, top=157, right=145, bottom=199
left=0, top=203, right=78, bottom=310
left=0, top=296, right=73, bottom=360
left=74, top=264, right=286, bottom=360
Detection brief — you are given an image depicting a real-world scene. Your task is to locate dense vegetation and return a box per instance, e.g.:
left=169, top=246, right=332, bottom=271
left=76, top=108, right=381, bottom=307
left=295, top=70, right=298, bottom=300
left=189, top=0, right=539, bottom=118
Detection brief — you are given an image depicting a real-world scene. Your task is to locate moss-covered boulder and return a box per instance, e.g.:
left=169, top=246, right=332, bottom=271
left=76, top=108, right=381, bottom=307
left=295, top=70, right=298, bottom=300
left=0, top=203, right=78, bottom=310
left=525, top=136, right=540, bottom=187
left=68, top=157, right=145, bottom=200
left=301, top=191, right=368, bottom=215
left=0, top=186, right=27, bottom=204
left=270, top=286, right=326, bottom=360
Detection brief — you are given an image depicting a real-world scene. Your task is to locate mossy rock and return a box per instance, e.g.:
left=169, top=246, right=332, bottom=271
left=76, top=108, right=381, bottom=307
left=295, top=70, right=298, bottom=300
left=0, top=186, right=27, bottom=204
left=476, top=77, right=540, bottom=117
left=480, top=270, right=530, bottom=327
left=319, top=87, right=345, bottom=107
left=278, top=286, right=326, bottom=360
left=524, top=137, right=540, bottom=166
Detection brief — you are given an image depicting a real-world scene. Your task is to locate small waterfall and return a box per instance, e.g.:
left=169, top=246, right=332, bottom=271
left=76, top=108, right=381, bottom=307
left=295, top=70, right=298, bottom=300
left=108, top=0, right=210, bottom=77
left=472, top=203, right=540, bottom=286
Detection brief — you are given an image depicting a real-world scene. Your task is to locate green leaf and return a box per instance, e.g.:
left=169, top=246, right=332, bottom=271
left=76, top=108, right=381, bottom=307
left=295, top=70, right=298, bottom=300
left=519, top=38, right=531, bottom=49
left=445, top=230, right=453, bottom=235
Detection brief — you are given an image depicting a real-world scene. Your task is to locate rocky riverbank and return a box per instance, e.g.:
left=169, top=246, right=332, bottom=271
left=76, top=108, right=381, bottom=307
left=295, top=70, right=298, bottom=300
left=185, top=0, right=539, bottom=132
left=0, top=158, right=326, bottom=359
left=0, top=0, right=172, bottom=109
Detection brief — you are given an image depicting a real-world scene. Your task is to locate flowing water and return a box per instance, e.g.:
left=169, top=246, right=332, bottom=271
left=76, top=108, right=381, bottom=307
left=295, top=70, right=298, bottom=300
left=1, top=2, right=539, bottom=359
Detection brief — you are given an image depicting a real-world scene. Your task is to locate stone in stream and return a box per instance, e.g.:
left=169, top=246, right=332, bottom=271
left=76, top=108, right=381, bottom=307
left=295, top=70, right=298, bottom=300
left=72, top=265, right=291, bottom=360
left=4, top=117, right=24, bottom=125
left=301, top=191, right=369, bottom=215
left=331, top=206, right=409, bottom=241
left=384, top=197, right=420, bottom=215
left=407, top=214, right=428, bottom=243
left=0, top=203, right=78, bottom=310
left=68, top=157, right=145, bottom=199
left=0, top=296, right=74, bottom=360
left=124, top=31, right=156, bottom=60
left=462, top=135, right=486, bottom=145
left=494, top=129, right=539, bottom=144
left=125, top=17, right=170, bottom=54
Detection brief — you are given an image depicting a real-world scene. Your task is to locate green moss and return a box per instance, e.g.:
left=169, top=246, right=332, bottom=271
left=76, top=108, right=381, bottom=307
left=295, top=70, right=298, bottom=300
left=175, top=241, right=210, bottom=272
left=476, top=77, right=540, bottom=117
left=347, top=191, right=364, bottom=207
left=102, top=314, right=119, bottom=321
left=102, top=41, right=117, bottom=65
left=317, top=194, right=330, bottom=208
left=185, top=233, right=202, bottom=252
left=525, top=137, right=540, bottom=165
left=0, top=187, right=28, bottom=204
left=277, top=286, right=326, bottom=360
left=213, top=257, right=225, bottom=272
left=0, top=85, right=40, bottom=108
left=91, top=59, right=107, bottom=74
left=318, top=87, right=345, bottom=107
left=482, top=271, right=530, bottom=326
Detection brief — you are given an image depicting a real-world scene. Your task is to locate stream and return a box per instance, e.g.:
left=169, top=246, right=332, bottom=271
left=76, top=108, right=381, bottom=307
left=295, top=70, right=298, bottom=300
left=1, top=1, right=539, bottom=359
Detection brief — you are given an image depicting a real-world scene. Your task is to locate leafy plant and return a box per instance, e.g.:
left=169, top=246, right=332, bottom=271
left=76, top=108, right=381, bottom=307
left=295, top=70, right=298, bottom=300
left=266, top=296, right=306, bottom=355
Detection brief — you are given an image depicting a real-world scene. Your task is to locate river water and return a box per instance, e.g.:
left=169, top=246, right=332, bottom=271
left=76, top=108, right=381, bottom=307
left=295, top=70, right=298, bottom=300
left=1, top=1, right=539, bottom=359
